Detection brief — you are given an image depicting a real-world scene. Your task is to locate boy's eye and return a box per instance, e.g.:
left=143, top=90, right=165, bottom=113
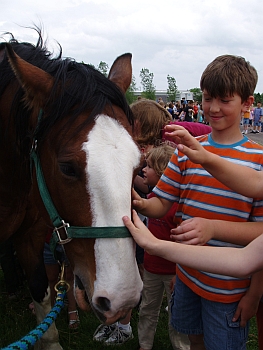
left=146, top=162, right=152, bottom=169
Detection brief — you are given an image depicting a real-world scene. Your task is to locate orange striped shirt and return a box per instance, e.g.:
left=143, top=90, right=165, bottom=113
left=153, top=134, right=263, bottom=303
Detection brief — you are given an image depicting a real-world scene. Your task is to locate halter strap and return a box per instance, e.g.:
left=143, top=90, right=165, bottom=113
left=30, top=114, right=131, bottom=255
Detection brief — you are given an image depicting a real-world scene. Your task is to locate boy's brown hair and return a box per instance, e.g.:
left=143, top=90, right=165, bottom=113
left=200, top=54, right=258, bottom=102
left=145, top=143, right=175, bottom=178
left=131, top=99, right=172, bottom=146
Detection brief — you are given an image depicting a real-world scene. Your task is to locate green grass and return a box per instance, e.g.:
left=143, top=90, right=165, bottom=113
left=0, top=271, right=259, bottom=349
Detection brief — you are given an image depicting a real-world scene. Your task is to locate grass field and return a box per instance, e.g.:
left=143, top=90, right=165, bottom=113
left=0, top=270, right=259, bottom=350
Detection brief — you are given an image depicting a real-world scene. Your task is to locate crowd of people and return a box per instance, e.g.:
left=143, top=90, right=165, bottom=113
left=157, top=98, right=207, bottom=125
left=158, top=97, right=263, bottom=138
left=240, top=101, right=263, bottom=134
left=1, top=53, right=263, bottom=350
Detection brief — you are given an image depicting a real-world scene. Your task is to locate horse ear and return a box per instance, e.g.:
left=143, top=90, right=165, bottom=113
left=5, top=43, right=54, bottom=109
left=108, top=53, right=132, bottom=93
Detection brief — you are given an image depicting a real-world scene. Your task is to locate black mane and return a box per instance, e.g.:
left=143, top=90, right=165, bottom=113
left=0, top=28, right=133, bottom=155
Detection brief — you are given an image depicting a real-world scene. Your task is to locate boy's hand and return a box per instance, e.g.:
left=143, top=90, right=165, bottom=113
left=122, top=210, right=158, bottom=254
left=170, top=217, right=214, bottom=245
left=132, top=188, right=147, bottom=212
left=163, top=124, right=208, bottom=164
left=233, top=292, right=260, bottom=327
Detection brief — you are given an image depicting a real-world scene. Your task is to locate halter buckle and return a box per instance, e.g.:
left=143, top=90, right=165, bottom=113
left=54, top=220, right=72, bottom=245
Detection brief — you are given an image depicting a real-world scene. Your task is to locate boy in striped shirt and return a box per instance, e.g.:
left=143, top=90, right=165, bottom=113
left=131, top=55, right=263, bottom=350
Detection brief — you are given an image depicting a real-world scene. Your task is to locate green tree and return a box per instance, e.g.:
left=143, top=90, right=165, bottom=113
left=97, top=61, right=109, bottom=77
left=254, top=92, right=263, bottom=104
left=167, top=75, right=178, bottom=102
left=125, top=75, right=138, bottom=104
left=190, top=88, right=202, bottom=103
left=140, top=68, right=156, bottom=100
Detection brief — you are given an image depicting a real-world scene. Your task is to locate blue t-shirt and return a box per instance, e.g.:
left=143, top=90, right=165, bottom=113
left=254, top=107, right=263, bottom=122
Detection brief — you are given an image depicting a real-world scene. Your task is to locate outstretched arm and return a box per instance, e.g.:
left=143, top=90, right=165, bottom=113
left=131, top=188, right=172, bottom=218
left=164, top=124, right=263, bottom=198
left=123, top=210, right=263, bottom=278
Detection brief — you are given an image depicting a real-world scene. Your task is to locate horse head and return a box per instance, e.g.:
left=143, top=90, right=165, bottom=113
left=4, top=42, right=143, bottom=325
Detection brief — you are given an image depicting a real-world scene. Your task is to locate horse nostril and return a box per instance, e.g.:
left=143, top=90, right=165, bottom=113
left=97, top=297, right=111, bottom=312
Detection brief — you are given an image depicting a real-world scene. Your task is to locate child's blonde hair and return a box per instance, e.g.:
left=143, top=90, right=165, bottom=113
left=131, top=99, right=172, bottom=146
left=200, top=55, right=258, bottom=102
left=145, top=143, right=175, bottom=178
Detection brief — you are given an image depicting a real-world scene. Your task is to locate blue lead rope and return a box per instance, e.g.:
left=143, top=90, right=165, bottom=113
left=2, top=288, right=66, bottom=350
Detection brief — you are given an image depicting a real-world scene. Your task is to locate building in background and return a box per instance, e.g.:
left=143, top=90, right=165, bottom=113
left=134, top=90, right=194, bottom=103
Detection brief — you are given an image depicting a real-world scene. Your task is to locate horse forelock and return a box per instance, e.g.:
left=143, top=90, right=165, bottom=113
left=34, top=63, right=133, bottom=147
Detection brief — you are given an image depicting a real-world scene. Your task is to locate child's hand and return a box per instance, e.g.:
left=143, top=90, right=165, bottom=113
left=233, top=291, right=260, bottom=327
left=122, top=210, right=158, bottom=254
left=163, top=124, right=208, bottom=164
left=170, top=217, right=214, bottom=245
left=132, top=188, right=146, bottom=212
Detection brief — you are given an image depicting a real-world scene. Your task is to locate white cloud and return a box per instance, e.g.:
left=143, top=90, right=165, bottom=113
left=1, top=0, right=263, bottom=92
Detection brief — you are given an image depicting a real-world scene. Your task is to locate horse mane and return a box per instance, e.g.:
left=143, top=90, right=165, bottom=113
left=0, top=27, right=133, bottom=158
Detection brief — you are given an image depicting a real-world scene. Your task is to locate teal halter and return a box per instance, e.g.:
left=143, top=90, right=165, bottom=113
left=30, top=113, right=131, bottom=255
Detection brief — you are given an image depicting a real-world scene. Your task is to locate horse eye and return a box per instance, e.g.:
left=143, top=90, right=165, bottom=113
left=59, top=163, right=77, bottom=177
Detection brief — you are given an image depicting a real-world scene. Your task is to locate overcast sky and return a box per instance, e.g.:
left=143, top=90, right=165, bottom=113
left=1, top=0, right=263, bottom=93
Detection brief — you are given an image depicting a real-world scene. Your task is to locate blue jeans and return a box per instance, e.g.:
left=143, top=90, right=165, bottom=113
left=243, top=118, right=249, bottom=125
left=171, top=276, right=248, bottom=350
left=43, top=242, right=69, bottom=265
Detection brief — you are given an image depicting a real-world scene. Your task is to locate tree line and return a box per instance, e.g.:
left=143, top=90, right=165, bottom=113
left=88, top=61, right=263, bottom=105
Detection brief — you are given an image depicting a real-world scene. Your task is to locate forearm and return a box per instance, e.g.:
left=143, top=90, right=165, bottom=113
left=151, top=240, right=250, bottom=277
left=154, top=238, right=263, bottom=278
left=201, top=152, right=262, bottom=198
left=164, top=124, right=263, bottom=198
left=211, top=220, right=263, bottom=245
left=123, top=211, right=263, bottom=278
left=137, top=196, right=172, bottom=218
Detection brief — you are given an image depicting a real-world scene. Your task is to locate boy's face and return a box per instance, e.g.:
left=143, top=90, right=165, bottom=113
left=142, top=157, right=160, bottom=188
left=202, top=90, right=247, bottom=132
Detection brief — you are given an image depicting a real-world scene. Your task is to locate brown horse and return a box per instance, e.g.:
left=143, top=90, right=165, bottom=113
left=0, top=30, right=142, bottom=349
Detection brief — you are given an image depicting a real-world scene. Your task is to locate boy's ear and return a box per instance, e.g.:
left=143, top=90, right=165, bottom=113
left=242, top=96, right=254, bottom=112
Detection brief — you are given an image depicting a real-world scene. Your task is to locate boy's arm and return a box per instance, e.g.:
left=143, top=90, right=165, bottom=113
left=171, top=218, right=263, bottom=246
left=233, top=270, right=263, bottom=327
left=132, top=188, right=173, bottom=218
left=164, top=124, right=263, bottom=198
left=123, top=210, right=263, bottom=278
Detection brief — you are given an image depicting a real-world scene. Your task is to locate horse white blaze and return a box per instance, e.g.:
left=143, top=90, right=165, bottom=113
left=82, top=115, right=142, bottom=316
